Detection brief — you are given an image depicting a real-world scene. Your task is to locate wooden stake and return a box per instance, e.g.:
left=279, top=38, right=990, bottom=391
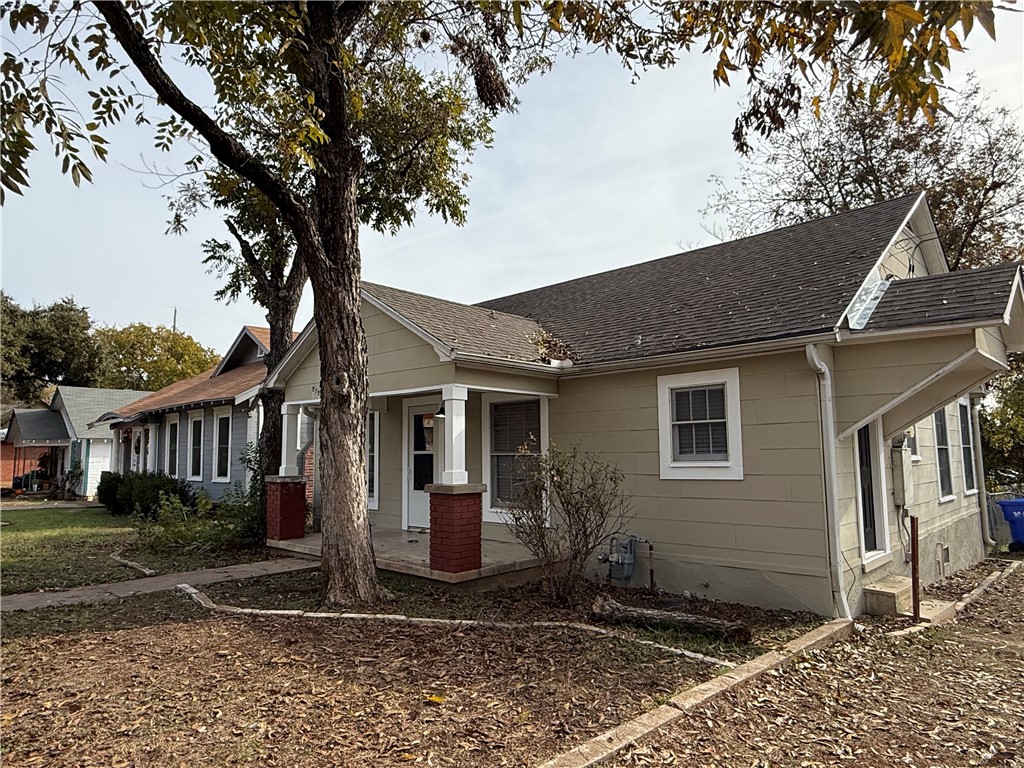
left=911, top=514, right=921, bottom=623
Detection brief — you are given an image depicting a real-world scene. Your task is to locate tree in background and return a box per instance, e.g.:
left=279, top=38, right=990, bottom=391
left=0, top=294, right=102, bottom=402
left=981, top=359, right=1024, bottom=489
left=94, top=323, right=219, bottom=392
left=702, top=76, right=1024, bottom=269
left=2, top=1, right=1004, bottom=605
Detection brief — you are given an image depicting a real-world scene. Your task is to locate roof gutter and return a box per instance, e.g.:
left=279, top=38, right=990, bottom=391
left=557, top=331, right=837, bottom=379
left=806, top=343, right=852, bottom=621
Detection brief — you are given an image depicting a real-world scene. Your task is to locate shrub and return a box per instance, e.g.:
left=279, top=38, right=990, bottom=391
left=104, top=471, right=198, bottom=519
left=504, top=442, right=635, bottom=607
left=96, top=471, right=123, bottom=512
left=132, top=443, right=266, bottom=552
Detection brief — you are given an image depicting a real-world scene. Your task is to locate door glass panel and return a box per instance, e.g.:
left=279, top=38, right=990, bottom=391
left=413, top=414, right=434, bottom=452
left=413, top=453, right=433, bottom=490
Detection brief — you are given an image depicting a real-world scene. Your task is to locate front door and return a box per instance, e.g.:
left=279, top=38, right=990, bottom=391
left=407, top=406, right=438, bottom=529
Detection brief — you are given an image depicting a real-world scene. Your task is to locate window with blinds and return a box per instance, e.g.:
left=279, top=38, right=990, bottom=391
left=490, top=400, right=540, bottom=506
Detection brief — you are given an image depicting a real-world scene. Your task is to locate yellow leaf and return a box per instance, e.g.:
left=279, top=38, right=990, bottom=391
left=888, top=3, right=925, bottom=25
left=426, top=694, right=445, bottom=704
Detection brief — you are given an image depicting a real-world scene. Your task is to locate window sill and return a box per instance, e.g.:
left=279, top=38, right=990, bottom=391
left=911, top=455, right=922, bottom=463
left=368, top=500, right=379, bottom=511
left=938, top=494, right=957, bottom=504
left=862, top=551, right=892, bottom=573
left=963, top=489, right=979, bottom=497
left=212, top=478, right=230, bottom=484
left=187, top=476, right=202, bottom=482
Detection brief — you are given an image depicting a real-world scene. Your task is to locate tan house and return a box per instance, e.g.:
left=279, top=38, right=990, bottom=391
left=264, top=194, right=1023, bottom=617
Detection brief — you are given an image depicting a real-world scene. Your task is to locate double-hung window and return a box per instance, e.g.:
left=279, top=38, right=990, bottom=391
left=213, top=407, right=232, bottom=482
left=934, top=408, right=954, bottom=500
left=490, top=400, right=541, bottom=508
left=188, top=412, right=204, bottom=480
left=366, top=411, right=379, bottom=510
left=658, top=368, right=743, bottom=480
left=959, top=401, right=977, bottom=493
left=165, top=415, right=179, bottom=477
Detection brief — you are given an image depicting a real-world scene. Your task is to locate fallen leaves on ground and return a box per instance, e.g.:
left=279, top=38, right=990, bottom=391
left=1, top=611, right=707, bottom=767
left=614, top=568, right=1024, bottom=768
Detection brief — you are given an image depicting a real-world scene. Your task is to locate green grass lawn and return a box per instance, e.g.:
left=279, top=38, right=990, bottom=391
left=0, top=506, right=276, bottom=595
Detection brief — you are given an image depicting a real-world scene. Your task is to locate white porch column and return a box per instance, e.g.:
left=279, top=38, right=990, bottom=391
left=440, top=384, right=469, bottom=485
left=279, top=403, right=301, bottom=476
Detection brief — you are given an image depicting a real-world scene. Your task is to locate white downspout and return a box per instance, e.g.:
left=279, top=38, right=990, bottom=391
left=971, top=395, right=996, bottom=549
left=806, top=343, right=853, bottom=620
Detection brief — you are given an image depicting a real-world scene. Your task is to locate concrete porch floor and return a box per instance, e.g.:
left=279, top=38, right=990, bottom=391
left=267, top=527, right=542, bottom=586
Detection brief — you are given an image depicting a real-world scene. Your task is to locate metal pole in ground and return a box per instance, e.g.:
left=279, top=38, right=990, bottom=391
left=911, top=515, right=921, bottom=623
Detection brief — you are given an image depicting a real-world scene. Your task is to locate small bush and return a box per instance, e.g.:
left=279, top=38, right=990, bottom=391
left=504, top=442, right=635, bottom=607
left=96, top=471, right=123, bottom=511
left=104, top=471, right=198, bottom=519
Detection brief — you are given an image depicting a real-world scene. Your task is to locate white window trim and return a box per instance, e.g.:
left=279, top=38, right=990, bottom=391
left=934, top=407, right=956, bottom=503
left=481, top=393, right=549, bottom=524
left=366, top=411, right=380, bottom=511
left=164, top=414, right=180, bottom=477
left=212, top=406, right=232, bottom=483
left=657, top=368, right=743, bottom=481
left=958, top=399, right=978, bottom=496
left=855, top=419, right=891, bottom=564
left=187, top=410, right=204, bottom=481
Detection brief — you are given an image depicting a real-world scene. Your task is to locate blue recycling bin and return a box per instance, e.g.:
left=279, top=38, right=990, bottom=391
left=996, top=499, right=1024, bottom=545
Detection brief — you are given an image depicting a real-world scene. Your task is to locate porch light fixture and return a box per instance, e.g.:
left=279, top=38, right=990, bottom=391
left=434, top=401, right=445, bottom=419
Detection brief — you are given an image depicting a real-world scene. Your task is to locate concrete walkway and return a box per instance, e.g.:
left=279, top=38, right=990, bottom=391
left=0, top=557, right=318, bottom=612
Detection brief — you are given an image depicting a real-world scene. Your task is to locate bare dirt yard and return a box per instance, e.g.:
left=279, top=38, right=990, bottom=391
left=613, top=565, right=1024, bottom=768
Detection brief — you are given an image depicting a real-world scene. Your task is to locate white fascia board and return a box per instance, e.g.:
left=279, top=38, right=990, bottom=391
left=835, top=192, right=926, bottom=331
left=835, top=318, right=1008, bottom=346
left=360, top=290, right=455, bottom=362
left=264, top=318, right=317, bottom=389
left=234, top=384, right=262, bottom=406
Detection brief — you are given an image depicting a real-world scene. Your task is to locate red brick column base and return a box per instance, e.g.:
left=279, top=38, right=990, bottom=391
left=266, top=475, right=307, bottom=541
left=426, top=483, right=486, bottom=573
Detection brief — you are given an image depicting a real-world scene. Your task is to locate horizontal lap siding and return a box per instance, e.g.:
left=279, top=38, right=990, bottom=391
left=551, top=351, right=832, bottom=613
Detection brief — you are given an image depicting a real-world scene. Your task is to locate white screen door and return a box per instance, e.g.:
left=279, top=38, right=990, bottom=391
left=407, top=406, right=437, bottom=529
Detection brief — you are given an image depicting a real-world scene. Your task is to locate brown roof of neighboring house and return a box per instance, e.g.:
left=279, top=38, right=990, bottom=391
left=244, top=326, right=300, bottom=351
left=109, top=361, right=267, bottom=422
left=858, top=261, right=1021, bottom=333
left=362, top=282, right=545, bottom=363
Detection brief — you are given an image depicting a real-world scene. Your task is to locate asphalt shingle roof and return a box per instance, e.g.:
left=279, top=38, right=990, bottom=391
left=362, top=282, right=545, bottom=363
left=859, top=262, right=1021, bottom=333
left=6, top=409, right=69, bottom=444
left=56, top=386, right=150, bottom=438
left=109, top=362, right=267, bottom=423
left=476, top=194, right=922, bottom=365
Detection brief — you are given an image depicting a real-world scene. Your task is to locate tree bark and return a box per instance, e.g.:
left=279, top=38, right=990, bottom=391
left=590, top=595, right=752, bottom=643
left=302, top=1, right=385, bottom=607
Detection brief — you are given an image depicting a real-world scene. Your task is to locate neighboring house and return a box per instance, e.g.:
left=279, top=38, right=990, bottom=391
left=265, top=193, right=1023, bottom=617
left=94, top=326, right=293, bottom=501
left=3, top=386, right=150, bottom=497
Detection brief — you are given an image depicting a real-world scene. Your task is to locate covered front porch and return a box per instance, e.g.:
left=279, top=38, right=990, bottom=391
left=267, top=375, right=557, bottom=585
left=268, top=526, right=542, bottom=587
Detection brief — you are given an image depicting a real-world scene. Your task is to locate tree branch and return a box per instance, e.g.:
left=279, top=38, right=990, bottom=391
left=224, top=219, right=274, bottom=303
left=92, top=1, right=321, bottom=257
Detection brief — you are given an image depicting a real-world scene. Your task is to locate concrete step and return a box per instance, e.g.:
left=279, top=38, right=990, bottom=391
left=863, top=576, right=912, bottom=616
left=899, top=597, right=957, bottom=625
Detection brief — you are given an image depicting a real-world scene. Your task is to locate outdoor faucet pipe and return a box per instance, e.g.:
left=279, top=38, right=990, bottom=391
left=806, top=343, right=853, bottom=621
left=972, top=395, right=996, bottom=549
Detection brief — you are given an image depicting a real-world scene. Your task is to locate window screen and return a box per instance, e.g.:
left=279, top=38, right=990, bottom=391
left=959, top=403, right=976, bottom=492
left=934, top=409, right=953, bottom=498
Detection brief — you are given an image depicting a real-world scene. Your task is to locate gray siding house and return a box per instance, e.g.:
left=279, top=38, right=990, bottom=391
left=95, top=327, right=283, bottom=500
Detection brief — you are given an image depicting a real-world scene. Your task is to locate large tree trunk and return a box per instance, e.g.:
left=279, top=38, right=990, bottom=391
left=302, top=1, right=384, bottom=607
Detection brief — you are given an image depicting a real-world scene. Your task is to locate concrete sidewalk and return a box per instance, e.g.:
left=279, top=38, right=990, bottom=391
left=0, top=557, right=318, bottom=612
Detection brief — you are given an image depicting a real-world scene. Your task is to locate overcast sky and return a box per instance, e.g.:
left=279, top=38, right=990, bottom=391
left=2, top=12, right=1022, bottom=354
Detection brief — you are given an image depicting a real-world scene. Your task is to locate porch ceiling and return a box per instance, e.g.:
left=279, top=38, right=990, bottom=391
left=834, top=330, right=1007, bottom=441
